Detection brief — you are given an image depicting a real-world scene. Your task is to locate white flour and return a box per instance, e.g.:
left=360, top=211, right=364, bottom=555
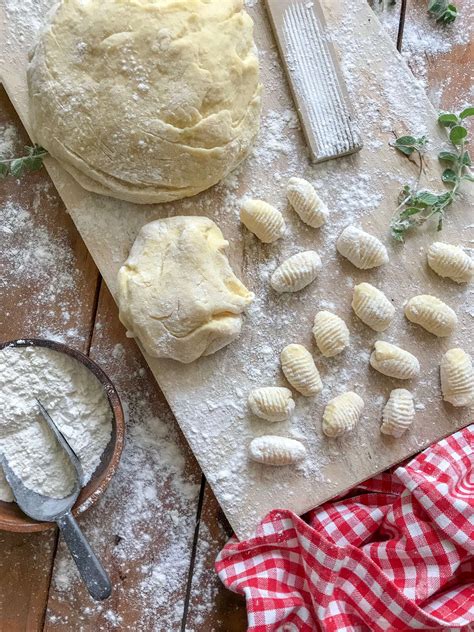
left=0, top=345, right=112, bottom=501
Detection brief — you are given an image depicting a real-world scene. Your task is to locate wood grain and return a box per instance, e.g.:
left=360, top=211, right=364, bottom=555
left=0, top=86, right=100, bottom=631
left=183, top=483, right=248, bottom=632
left=1, top=0, right=472, bottom=541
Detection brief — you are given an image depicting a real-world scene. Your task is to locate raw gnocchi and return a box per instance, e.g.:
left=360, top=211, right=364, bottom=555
left=440, top=348, right=474, bottom=407
left=322, top=391, right=364, bottom=438
left=271, top=251, right=322, bottom=293
left=281, top=344, right=322, bottom=396
left=240, top=199, right=285, bottom=243
left=404, top=294, right=457, bottom=337
left=380, top=389, right=415, bottom=438
left=286, top=177, right=328, bottom=228
left=336, top=225, right=389, bottom=269
left=313, top=311, right=350, bottom=357
left=427, top=242, right=473, bottom=284
left=352, top=283, right=395, bottom=331
left=249, top=435, right=307, bottom=465
left=370, top=341, right=420, bottom=380
left=248, top=387, right=295, bottom=422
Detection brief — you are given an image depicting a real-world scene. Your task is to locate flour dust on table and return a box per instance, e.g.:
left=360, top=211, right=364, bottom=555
left=0, top=345, right=112, bottom=501
left=2, top=0, right=473, bottom=537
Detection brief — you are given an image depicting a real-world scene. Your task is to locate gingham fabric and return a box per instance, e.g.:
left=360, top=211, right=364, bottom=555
left=216, top=425, right=474, bottom=631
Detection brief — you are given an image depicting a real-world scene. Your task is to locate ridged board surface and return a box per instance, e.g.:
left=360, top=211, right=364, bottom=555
left=266, top=0, right=362, bottom=161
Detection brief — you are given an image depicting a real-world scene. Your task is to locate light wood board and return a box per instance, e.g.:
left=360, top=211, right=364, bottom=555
left=1, top=0, right=472, bottom=539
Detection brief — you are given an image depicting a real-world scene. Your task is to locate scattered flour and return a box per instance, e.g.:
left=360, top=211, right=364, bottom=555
left=377, top=1, right=474, bottom=107
left=0, top=123, right=20, bottom=158
left=45, top=339, right=200, bottom=630
left=0, top=197, right=76, bottom=299
left=1, top=0, right=472, bottom=626
left=0, top=344, right=112, bottom=501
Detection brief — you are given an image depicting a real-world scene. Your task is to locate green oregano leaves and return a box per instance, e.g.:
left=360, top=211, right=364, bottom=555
left=392, top=135, right=428, bottom=156
left=427, top=0, right=458, bottom=23
left=390, top=108, right=473, bottom=241
left=0, top=144, right=48, bottom=178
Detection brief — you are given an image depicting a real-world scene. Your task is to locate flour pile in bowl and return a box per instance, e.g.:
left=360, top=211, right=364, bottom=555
left=0, top=345, right=113, bottom=501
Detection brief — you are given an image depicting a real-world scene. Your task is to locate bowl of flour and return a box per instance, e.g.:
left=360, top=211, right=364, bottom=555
left=0, top=338, right=125, bottom=532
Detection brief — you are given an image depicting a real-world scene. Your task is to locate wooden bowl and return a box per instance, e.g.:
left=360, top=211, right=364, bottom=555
left=0, top=338, right=125, bottom=532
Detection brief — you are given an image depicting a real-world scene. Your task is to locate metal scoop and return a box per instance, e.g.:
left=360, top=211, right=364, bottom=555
left=0, top=400, right=111, bottom=601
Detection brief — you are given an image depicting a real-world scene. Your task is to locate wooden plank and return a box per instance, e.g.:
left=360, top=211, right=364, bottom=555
left=44, top=285, right=203, bottom=630
left=183, top=2, right=474, bottom=629
left=0, top=86, right=100, bottom=631
left=183, top=483, right=247, bottom=632
left=1, top=0, right=473, bottom=541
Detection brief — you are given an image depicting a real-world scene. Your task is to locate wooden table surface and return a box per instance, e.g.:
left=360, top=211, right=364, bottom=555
left=0, top=2, right=472, bottom=630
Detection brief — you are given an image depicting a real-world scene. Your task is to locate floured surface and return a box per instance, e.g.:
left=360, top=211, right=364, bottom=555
left=1, top=0, right=472, bottom=538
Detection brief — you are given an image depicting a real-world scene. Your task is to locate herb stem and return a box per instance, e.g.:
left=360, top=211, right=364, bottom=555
left=0, top=150, right=48, bottom=167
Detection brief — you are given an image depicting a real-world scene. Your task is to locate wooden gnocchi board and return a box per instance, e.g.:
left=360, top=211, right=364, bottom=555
left=1, top=0, right=472, bottom=539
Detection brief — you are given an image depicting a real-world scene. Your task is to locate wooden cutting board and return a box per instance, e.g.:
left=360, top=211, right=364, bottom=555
left=1, top=0, right=472, bottom=539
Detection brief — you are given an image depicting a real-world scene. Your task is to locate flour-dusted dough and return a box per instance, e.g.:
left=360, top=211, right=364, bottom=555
left=322, top=391, right=364, bottom=438
left=440, top=348, right=474, bottom=407
left=404, top=294, right=457, bottom=337
left=249, top=436, right=306, bottom=466
left=380, top=389, right=415, bottom=438
left=248, top=387, right=295, bottom=422
left=28, top=0, right=261, bottom=204
left=270, top=251, right=322, bottom=293
left=117, top=217, right=254, bottom=363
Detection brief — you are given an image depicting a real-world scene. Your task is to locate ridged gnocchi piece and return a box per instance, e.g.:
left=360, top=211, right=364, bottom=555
left=380, top=389, right=415, bottom=438
left=312, top=311, right=350, bottom=357
left=287, top=177, right=328, bottom=228
left=322, top=391, right=364, bottom=438
left=248, top=387, right=295, bottom=422
left=427, top=242, right=473, bottom=284
left=440, top=348, right=474, bottom=407
left=271, top=251, right=322, bottom=293
left=370, top=341, right=420, bottom=380
left=336, top=225, right=389, bottom=269
left=281, top=344, right=323, bottom=396
left=249, top=435, right=307, bottom=466
left=404, top=294, right=457, bottom=337
left=240, top=199, right=285, bottom=243
left=352, top=283, right=395, bottom=331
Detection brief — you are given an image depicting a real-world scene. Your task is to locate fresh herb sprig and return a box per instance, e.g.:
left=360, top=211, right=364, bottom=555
left=372, top=0, right=458, bottom=24
left=427, top=0, right=458, bottom=23
left=0, top=144, right=48, bottom=178
left=390, top=107, right=473, bottom=241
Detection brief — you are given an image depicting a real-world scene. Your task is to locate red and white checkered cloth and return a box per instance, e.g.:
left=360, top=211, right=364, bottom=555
left=216, top=425, right=474, bottom=631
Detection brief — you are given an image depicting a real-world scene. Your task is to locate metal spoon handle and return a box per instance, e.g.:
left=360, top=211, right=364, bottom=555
left=57, top=511, right=111, bottom=601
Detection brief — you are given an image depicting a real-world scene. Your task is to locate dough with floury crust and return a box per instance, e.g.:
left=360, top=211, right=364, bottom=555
left=28, top=0, right=261, bottom=204
left=117, top=217, right=254, bottom=363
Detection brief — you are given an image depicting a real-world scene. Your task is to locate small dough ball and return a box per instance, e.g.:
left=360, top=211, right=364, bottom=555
left=427, top=242, right=473, bottom=284
left=117, top=217, right=254, bottom=363
left=336, top=225, right=389, bottom=269
left=313, top=311, right=350, bottom=357
left=271, top=251, right=322, bottom=293
left=240, top=199, right=285, bottom=243
left=28, top=0, right=262, bottom=204
left=351, top=283, right=395, bottom=332
left=404, top=294, right=457, bottom=337
left=287, top=177, right=328, bottom=228
left=380, top=389, right=415, bottom=438
left=440, top=348, right=474, bottom=407
left=281, top=344, right=322, bottom=396
left=248, top=387, right=295, bottom=421
left=322, top=391, right=364, bottom=438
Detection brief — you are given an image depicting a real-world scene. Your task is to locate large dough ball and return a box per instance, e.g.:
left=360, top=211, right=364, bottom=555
left=117, top=217, right=254, bottom=363
left=28, top=0, right=261, bottom=204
